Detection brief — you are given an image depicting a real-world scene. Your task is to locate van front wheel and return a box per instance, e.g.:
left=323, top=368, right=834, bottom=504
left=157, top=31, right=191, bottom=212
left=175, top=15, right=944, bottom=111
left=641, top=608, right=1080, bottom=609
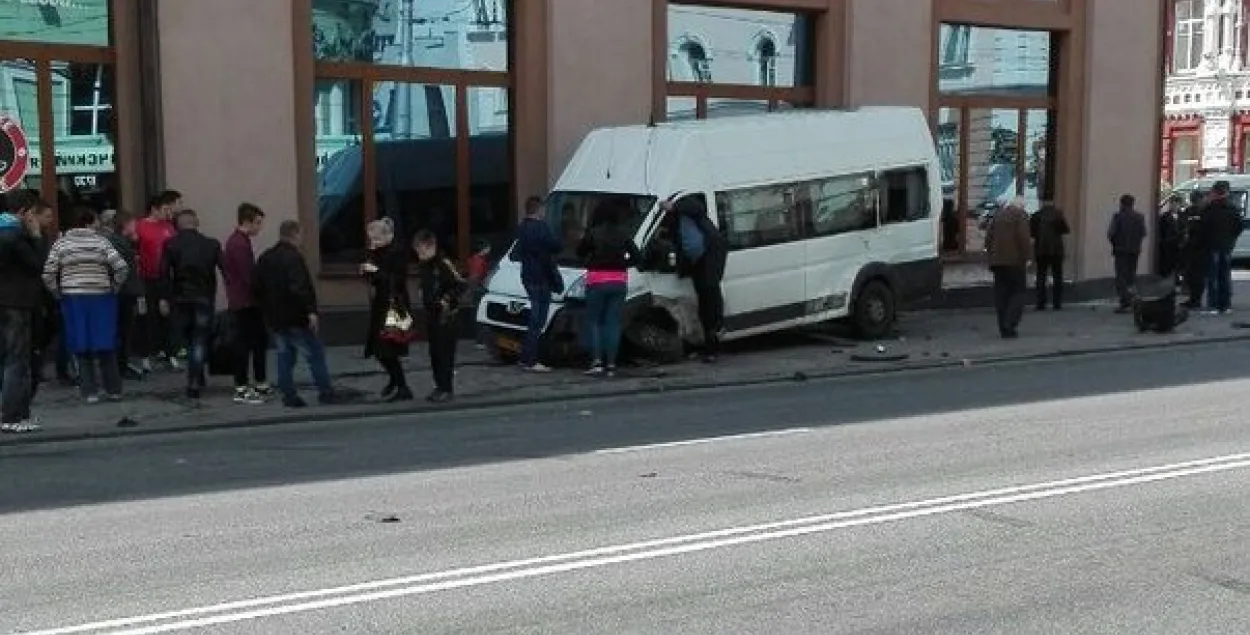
left=852, top=280, right=895, bottom=340
left=623, top=318, right=684, bottom=365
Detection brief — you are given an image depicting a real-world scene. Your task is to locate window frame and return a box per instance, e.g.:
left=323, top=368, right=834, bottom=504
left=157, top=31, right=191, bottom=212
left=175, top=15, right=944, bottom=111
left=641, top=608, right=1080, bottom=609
left=663, top=2, right=816, bottom=121
left=1173, top=0, right=1206, bottom=73
left=312, top=11, right=513, bottom=270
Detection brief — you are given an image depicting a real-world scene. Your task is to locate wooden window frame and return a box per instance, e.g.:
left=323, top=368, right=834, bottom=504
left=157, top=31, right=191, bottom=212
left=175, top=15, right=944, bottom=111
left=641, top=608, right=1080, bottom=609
left=312, top=61, right=512, bottom=273
left=0, top=0, right=118, bottom=232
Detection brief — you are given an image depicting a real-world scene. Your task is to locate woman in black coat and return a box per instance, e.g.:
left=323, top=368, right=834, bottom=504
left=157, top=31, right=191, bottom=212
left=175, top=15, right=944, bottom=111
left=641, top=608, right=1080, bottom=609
left=361, top=218, right=413, bottom=402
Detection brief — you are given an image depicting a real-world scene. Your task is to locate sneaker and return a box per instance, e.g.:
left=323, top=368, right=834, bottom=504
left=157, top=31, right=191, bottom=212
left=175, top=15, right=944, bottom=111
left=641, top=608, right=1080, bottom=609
left=1, top=418, right=41, bottom=433
left=141, top=358, right=155, bottom=373
left=523, top=363, right=553, bottom=373
left=426, top=390, right=454, bottom=404
left=605, top=365, right=617, bottom=378
left=233, top=387, right=264, bottom=405
left=585, top=362, right=604, bottom=376
left=169, top=358, right=184, bottom=371
left=104, top=393, right=123, bottom=402
left=85, top=395, right=101, bottom=405
left=253, top=383, right=273, bottom=397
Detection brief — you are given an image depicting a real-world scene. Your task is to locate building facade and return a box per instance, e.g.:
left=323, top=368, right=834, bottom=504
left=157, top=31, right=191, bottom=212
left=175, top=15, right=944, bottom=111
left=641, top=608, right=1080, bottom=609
left=0, top=0, right=1164, bottom=314
left=1162, top=0, right=1250, bottom=188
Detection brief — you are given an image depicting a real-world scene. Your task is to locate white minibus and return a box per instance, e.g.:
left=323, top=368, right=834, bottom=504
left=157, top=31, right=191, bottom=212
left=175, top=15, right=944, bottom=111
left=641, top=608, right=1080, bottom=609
left=477, top=107, right=943, bottom=363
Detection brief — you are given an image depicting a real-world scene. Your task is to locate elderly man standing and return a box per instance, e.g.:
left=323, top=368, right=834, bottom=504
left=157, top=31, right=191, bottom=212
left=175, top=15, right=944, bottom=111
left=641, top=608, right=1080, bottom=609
left=985, top=198, right=1032, bottom=339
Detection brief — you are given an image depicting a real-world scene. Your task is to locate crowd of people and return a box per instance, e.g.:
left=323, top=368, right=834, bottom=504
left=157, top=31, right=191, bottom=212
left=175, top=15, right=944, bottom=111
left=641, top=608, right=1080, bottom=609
left=0, top=187, right=488, bottom=435
left=984, top=182, right=1245, bottom=339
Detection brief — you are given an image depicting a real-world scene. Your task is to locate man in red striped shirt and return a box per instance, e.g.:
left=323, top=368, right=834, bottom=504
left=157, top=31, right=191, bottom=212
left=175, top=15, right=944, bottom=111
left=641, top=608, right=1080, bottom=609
left=135, top=190, right=181, bottom=370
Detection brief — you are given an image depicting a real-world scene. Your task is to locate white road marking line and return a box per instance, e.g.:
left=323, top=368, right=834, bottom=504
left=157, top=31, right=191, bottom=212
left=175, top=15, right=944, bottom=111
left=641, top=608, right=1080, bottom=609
left=592, top=428, right=814, bottom=455
left=16, top=451, right=1250, bottom=635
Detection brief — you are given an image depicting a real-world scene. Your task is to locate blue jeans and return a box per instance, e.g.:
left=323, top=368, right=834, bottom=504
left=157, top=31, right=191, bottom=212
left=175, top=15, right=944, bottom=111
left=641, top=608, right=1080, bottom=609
left=584, top=282, right=627, bottom=366
left=521, top=284, right=550, bottom=366
left=273, top=328, right=333, bottom=401
left=170, top=302, right=212, bottom=389
left=1207, top=249, right=1234, bottom=311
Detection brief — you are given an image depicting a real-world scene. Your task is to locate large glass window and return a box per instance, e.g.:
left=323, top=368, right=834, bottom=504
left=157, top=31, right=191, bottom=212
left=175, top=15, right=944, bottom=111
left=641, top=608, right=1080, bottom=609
left=313, top=0, right=511, bottom=266
left=313, top=0, right=508, bottom=71
left=49, top=61, right=117, bottom=213
left=0, top=0, right=110, bottom=47
left=937, top=25, right=1052, bottom=98
left=937, top=24, right=1057, bottom=263
left=664, top=3, right=815, bottom=121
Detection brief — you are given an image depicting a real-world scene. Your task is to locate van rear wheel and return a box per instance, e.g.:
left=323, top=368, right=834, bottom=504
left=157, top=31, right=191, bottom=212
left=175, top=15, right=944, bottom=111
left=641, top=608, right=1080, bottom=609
left=852, top=280, right=895, bottom=340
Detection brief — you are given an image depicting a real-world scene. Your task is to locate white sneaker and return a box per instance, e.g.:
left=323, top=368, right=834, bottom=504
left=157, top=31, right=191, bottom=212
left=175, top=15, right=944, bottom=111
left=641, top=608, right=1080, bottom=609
left=233, top=387, right=265, bottom=405
left=1, top=418, right=40, bottom=433
left=524, top=363, right=553, bottom=373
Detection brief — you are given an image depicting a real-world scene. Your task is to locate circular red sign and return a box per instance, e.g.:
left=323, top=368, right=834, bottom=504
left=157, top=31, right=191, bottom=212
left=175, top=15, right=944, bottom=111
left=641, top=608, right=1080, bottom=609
left=0, top=115, right=31, bottom=194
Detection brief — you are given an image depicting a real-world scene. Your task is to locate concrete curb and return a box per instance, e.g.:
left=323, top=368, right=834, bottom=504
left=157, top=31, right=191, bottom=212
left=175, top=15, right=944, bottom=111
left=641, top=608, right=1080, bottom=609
left=4, top=330, right=1249, bottom=448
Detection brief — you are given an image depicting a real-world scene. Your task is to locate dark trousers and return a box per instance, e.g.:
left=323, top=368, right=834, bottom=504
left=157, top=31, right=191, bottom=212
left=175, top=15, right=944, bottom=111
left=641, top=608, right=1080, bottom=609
left=1183, top=250, right=1209, bottom=307
left=1113, top=252, right=1140, bottom=308
left=1034, top=255, right=1064, bottom=309
left=136, top=286, right=170, bottom=359
left=231, top=307, right=268, bottom=387
left=170, top=302, right=213, bottom=389
left=689, top=259, right=725, bottom=353
left=116, top=294, right=137, bottom=370
left=427, top=315, right=458, bottom=393
left=991, top=265, right=1027, bottom=336
left=378, top=355, right=407, bottom=389
left=521, top=284, right=550, bottom=366
left=1207, top=249, right=1234, bottom=311
left=0, top=308, right=34, bottom=423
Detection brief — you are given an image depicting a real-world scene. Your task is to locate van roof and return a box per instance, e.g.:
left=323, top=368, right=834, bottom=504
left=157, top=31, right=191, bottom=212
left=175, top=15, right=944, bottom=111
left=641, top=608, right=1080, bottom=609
left=553, top=107, right=936, bottom=196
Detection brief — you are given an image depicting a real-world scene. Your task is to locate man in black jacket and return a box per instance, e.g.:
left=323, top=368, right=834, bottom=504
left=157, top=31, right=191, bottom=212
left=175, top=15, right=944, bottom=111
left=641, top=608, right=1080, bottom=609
left=1179, top=190, right=1209, bottom=308
left=1201, top=180, right=1244, bottom=314
left=158, top=209, right=223, bottom=398
left=0, top=191, right=50, bottom=433
left=253, top=220, right=336, bottom=408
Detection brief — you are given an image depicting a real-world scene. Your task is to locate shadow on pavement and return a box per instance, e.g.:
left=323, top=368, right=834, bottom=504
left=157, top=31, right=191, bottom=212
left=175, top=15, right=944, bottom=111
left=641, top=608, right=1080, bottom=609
left=2, top=340, right=1246, bottom=514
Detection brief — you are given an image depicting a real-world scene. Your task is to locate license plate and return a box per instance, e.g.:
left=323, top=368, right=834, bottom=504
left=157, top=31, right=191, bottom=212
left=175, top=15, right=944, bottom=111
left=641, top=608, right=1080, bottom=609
left=495, top=335, right=521, bottom=354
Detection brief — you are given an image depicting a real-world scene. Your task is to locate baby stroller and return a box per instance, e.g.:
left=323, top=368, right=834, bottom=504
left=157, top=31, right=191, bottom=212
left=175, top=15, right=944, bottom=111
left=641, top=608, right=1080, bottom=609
left=1132, top=280, right=1188, bottom=334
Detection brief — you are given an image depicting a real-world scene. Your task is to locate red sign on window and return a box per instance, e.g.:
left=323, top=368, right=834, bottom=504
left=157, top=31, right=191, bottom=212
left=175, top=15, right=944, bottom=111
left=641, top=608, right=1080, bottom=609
left=0, top=115, right=30, bottom=193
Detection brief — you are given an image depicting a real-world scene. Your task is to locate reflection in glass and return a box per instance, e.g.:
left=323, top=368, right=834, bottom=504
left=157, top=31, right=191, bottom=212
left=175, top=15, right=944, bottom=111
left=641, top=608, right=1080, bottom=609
left=0, top=0, right=110, bottom=46
left=50, top=62, right=117, bottom=215
left=1023, top=109, right=1052, bottom=206
left=315, top=79, right=365, bottom=263
left=1171, top=134, right=1200, bottom=185
left=666, top=96, right=697, bottom=121
left=312, top=0, right=509, bottom=71
left=666, top=5, right=813, bottom=87
left=373, top=82, right=458, bottom=257
left=937, top=108, right=961, bottom=253
left=965, top=108, right=1020, bottom=254
left=937, top=25, right=1052, bottom=98
left=0, top=59, right=40, bottom=193
left=466, top=86, right=511, bottom=260
left=705, top=98, right=769, bottom=119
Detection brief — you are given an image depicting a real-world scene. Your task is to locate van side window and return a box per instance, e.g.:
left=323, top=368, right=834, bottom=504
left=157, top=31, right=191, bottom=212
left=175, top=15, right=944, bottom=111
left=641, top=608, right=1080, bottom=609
left=716, top=184, right=802, bottom=250
left=810, top=173, right=877, bottom=237
left=880, top=167, right=930, bottom=223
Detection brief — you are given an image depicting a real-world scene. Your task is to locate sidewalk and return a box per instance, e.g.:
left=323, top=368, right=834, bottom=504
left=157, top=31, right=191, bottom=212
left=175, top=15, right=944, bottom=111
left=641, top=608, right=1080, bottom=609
left=3, top=296, right=1248, bottom=446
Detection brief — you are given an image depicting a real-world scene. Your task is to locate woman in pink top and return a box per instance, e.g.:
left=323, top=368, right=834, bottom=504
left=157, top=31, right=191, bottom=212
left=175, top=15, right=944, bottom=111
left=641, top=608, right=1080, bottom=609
left=576, top=200, right=641, bottom=377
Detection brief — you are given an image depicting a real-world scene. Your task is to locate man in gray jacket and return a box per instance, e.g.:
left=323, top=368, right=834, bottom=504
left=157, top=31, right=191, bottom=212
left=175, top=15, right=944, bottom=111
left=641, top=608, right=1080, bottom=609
left=1108, top=194, right=1148, bottom=313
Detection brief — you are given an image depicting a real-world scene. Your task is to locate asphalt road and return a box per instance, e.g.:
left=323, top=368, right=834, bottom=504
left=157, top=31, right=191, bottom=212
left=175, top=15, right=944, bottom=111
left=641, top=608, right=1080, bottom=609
left=4, top=342, right=1250, bottom=633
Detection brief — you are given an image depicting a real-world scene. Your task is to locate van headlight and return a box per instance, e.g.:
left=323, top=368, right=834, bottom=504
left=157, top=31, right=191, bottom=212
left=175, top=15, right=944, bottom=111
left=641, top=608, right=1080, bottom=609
left=565, top=275, right=587, bottom=299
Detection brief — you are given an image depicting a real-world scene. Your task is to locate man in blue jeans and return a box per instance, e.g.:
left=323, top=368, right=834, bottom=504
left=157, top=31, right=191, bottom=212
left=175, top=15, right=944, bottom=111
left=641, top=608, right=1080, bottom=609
left=252, top=220, right=338, bottom=407
left=512, top=196, right=562, bottom=372
left=1202, top=180, right=1243, bottom=314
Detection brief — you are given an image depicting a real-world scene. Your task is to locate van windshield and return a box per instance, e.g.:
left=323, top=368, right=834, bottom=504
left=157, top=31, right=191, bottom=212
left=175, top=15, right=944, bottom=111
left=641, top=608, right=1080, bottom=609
left=545, top=192, right=657, bottom=266
left=1179, top=189, right=1249, bottom=215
